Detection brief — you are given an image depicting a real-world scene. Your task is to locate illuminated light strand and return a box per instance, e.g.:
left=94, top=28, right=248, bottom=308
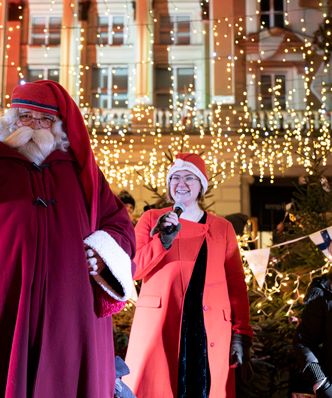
left=1, top=6, right=332, bottom=190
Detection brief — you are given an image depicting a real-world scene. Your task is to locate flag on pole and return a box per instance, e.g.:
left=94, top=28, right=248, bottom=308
left=309, top=227, right=332, bottom=261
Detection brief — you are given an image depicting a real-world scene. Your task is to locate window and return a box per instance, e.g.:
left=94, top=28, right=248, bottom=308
left=260, top=74, right=286, bottom=110
left=91, top=67, right=128, bottom=108
left=30, top=16, right=61, bottom=45
left=97, top=16, right=108, bottom=45
left=97, top=15, right=125, bottom=45
left=155, top=67, right=172, bottom=108
left=159, top=15, right=190, bottom=45
left=176, top=67, right=195, bottom=104
left=27, top=68, right=59, bottom=82
left=155, top=66, right=195, bottom=108
left=260, top=0, right=284, bottom=29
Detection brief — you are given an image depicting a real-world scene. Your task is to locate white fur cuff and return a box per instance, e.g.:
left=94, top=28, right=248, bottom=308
left=84, top=230, right=133, bottom=301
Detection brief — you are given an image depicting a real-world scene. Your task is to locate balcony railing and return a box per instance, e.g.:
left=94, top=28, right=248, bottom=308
left=1, top=106, right=330, bottom=132
left=249, top=110, right=332, bottom=130
left=83, top=108, right=131, bottom=129
left=82, top=107, right=332, bottom=132
left=83, top=108, right=212, bottom=130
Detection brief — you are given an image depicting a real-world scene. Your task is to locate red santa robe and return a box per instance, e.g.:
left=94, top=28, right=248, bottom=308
left=125, top=207, right=252, bottom=398
left=0, top=143, right=135, bottom=398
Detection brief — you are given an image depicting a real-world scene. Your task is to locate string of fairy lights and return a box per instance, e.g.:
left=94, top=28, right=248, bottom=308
left=238, top=227, right=332, bottom=317
left=1, top=0, right=332, bottom=314
left=123, top=227, right=332, bottom=315
left=1, top=0, right=332, bottom=193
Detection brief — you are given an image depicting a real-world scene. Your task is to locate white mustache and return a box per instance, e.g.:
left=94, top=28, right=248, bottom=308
left=4, top=126, right=34, bottom=147
left=31, top=129, right=56, bottom=155
left=5, top=126, right=56, bottom=164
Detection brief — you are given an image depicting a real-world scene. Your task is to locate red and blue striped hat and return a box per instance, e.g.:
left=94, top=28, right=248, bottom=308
left=11, top=82, right=60, bottom=115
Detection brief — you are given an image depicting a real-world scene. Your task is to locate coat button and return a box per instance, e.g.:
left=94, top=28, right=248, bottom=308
left=210, top=342, right=215, bottom=347
left=33, top=197, right=48, bottom=208
left=203, top=305, right=208, bottom=311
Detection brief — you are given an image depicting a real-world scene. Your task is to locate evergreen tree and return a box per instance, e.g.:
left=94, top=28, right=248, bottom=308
left=240, top=157, right=332, bottom=397
left=276, top=157, right=332, bottom=270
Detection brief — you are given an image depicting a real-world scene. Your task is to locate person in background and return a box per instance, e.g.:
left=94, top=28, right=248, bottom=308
left=0, top=80, right=135, bottom=398
left=224, top=213, right=249, bottom=236
left=294, top=273, right=332, bottom=398
left=124, top=152, right=252, bottom=398
left=118, top=190, right=136, bottom=224
left=114, top=356, right=136, bottom=398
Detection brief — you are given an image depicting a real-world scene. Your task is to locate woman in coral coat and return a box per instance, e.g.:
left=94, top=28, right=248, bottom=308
left=125, top=153, right=252, bottom=398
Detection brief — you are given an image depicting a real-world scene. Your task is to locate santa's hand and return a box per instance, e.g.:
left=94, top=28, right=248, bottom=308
left=85, top=246, right=105, bottom=275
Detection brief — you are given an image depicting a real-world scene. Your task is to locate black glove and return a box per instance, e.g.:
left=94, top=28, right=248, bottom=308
left=150, top=213, right=181, bottom=249
left=230, top=333, right=251, bottom=366
left=316, top=379, right=332, bottom=398
left=230, top=333, right=254, bottom=383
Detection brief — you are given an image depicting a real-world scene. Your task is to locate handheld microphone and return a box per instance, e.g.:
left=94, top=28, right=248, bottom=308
left=163, top=203, right=186, bottom=234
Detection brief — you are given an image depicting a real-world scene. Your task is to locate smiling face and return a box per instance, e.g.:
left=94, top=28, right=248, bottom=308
left=168, top=169, right=202, bottom=206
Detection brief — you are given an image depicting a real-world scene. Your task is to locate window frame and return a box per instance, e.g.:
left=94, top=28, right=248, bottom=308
left=97, top=15, right=126, bottom=46
left=26, top=67, right=60, bottom=82
left=30, top=15, right=61, bottom=46
left=260, top=0, right=284, bottom=29
left=259, top=72, right=287, bottom=111
left=91, top=66, right=129, bottom=109
left=154, top=65, right=196, bottom=109
left=158, top=14, right=191, bottom=45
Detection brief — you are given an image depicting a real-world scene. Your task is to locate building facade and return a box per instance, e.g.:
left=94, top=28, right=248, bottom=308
left=0, top=0, right=330, bottom=233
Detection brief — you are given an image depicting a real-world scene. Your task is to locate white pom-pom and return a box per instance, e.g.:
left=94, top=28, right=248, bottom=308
left=174, top=158, right=184, bottom=167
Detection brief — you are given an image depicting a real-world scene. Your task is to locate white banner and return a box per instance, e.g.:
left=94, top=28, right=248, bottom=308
left=243, top=248, right=271, bottom=288
left=242, top=225, right=332, bottom=287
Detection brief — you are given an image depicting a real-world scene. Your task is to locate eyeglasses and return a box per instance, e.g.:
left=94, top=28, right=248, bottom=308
left=169, top=175, right=200, bottom=185
left=18, top=113, right=56, bottom=129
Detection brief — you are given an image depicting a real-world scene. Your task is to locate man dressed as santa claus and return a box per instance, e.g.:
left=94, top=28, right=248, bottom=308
left=0, top=80, right=136, bottom=398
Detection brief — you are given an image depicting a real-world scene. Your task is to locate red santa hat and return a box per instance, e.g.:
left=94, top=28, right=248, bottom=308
left=166, top=152, right=209, bottom=193
left=11, top=82, right=60, bottom=115
left=11, top=80, right=99, bottom=231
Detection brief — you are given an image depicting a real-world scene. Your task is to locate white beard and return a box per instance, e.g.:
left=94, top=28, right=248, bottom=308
left=4, top=126, right=56, bottom=165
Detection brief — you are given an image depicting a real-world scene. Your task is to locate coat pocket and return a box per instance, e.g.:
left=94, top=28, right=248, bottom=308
left=222, top=308, right=232, bottom=321
left=136, top=295, right=161, bottom=308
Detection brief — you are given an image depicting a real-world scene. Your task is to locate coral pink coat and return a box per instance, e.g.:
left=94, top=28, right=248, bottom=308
left=125, top=208, right=252, bottom=398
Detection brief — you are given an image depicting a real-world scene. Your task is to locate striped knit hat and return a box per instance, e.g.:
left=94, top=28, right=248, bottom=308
left=11, top=82, right=60, bottom=116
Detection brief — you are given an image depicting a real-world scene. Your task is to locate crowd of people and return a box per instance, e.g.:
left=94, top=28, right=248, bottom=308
left=0, top=79, right=331, bottom=398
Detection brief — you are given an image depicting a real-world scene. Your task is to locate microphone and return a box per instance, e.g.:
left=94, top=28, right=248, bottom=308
left=163, top=203, right=186, bottom=234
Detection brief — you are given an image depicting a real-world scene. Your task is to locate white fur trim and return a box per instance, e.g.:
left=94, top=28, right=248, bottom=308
left=84, top=230, right=133, bottom=301
left=166, top=158, right=208, bottom=193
